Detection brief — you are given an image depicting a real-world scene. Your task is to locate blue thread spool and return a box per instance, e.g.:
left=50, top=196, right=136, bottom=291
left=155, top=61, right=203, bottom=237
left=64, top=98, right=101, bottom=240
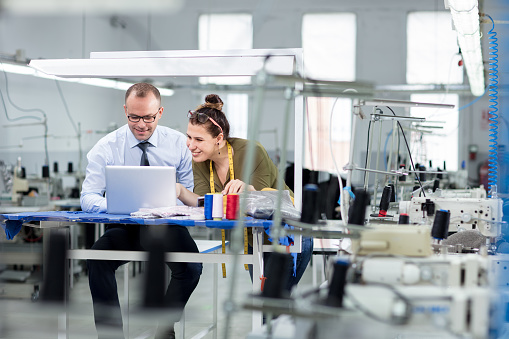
left=204, top=194, right=214, bottom=220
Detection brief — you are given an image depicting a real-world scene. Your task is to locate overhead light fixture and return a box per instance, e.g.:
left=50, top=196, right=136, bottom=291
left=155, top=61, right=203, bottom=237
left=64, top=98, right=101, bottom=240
left=1, top=0, right=183, bottom=14
left=446, top=0, right=485, bottom=96
left=0, top=62, right=174, bottom=96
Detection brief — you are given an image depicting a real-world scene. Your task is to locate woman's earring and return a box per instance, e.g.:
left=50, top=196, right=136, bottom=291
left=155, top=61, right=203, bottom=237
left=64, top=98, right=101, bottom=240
left=217, top=143, right=220, bottom=155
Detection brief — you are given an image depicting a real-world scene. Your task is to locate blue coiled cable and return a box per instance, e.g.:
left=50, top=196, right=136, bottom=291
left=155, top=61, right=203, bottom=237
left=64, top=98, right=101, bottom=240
left=486, top=15, right=498, bottom=198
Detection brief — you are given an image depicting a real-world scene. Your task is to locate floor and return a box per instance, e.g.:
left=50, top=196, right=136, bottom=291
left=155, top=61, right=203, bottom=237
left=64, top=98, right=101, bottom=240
left=0, top=232, right=317, bottom=339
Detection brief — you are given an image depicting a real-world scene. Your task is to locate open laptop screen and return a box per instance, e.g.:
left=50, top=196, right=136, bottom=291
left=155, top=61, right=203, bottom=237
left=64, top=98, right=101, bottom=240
left=105, top=166, right=177, bottom=214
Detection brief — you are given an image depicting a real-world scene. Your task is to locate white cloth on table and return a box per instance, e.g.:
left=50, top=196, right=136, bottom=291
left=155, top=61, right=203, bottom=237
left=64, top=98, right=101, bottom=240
left=131, top=206, right=205, bottom=219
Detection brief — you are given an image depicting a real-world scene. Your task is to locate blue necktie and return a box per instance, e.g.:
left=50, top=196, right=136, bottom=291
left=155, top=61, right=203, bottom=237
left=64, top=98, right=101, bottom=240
left=137, top=142, right=150, bottom=166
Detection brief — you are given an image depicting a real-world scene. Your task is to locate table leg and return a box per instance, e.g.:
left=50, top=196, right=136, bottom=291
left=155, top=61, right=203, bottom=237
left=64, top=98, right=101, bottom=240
left=124, top=262, right=130, bottom=339
left=251, top=227, right=263, bottom=329
left=213, top=261, right=218, bottom=339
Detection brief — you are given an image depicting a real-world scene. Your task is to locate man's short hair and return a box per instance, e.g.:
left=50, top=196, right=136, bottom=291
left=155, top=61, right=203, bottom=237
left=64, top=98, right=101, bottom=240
left=125, top=83, right=161, bottom=105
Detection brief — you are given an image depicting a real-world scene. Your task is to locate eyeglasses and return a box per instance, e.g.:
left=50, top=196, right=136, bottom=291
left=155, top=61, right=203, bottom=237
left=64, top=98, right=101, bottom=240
left=127, top=108, right=161, bottom=123
left=188, top=110, right=223, bottom=135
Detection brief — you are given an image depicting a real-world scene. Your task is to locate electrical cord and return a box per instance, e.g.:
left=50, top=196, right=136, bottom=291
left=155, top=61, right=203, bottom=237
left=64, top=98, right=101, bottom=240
left=457, top=85, right=488, bottom=111
left=383, top=129, right=393, bottom=171
left=54, top=80, right=79, bottom=136
left=55, top=80, right=83, bottom=173
left=384, top=106, right=426, bottom=197
left=0, top=78, right=44, bottom=122
left=0, top=62, right=50, bottom=165
left=0, top=64, right=47, bottom=122
left=363, top=120, right=372, bottom=184
left=394, top=124, right=401, bottom=200
left=485, top=14, right=499, bottom=198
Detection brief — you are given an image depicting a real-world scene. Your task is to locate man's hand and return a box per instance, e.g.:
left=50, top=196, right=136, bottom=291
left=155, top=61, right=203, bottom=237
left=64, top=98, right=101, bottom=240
left=222, top=179, right=255, bottom=195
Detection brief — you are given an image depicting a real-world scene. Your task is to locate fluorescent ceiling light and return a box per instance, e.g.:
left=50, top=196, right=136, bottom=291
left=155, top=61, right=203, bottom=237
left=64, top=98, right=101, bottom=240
left=446, top=0, right=485, bottom=96
left=1, top=0, right=183, bottom=14
left=0, top=62, right=174, bottom=96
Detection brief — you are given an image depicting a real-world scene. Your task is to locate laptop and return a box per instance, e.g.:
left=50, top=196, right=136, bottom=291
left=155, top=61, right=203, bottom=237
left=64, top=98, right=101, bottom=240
left=105, top=166, right=177, bottom=214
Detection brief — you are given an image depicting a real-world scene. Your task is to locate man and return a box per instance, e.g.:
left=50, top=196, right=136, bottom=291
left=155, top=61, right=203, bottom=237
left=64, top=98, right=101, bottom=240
left=81, top=83, right=201, bottom=339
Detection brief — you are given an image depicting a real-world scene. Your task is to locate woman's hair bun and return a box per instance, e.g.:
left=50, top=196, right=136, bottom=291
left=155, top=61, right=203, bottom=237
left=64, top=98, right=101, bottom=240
left=204, top=94, right=224, bottom=111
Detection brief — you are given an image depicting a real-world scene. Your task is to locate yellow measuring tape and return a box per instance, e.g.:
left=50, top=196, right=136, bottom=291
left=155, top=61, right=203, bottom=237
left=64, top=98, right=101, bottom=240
left=209, top=142, right=248, bottom=277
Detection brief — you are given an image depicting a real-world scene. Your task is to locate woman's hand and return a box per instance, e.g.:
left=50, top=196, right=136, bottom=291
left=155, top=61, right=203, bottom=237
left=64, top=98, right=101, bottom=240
left=222, top=179, right=255, bottom=195
left=176, top=183, right=200, bottom=206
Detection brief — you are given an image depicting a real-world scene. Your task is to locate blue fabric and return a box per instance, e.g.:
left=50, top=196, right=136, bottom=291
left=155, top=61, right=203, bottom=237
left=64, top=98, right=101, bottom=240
left=0, top=211, right=271, bottom=230
left=2, top=220, right=23, bottom=240
left=264, top=224, right=297, bottom=276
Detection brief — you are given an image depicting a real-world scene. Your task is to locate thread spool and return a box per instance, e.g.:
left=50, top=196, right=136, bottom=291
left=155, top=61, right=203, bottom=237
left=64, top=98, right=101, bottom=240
left=301, top=183, right=320, bottom=224
left=226, top=194, right=239, bottom=220
left=42, top=165, right=50, bottom=178
left=20, top=167, right=26, bottom=179
left=41, top=230, right=67, bottom=303
left=212, top=194, right=223, bottom=220
left=433, top=179, right=440, bottom=192
left=67, top=162, right=73, bottom=173
left=388, top=183, right=396, bottom=202
left=204, top=194, right=214, bottom=220
left=261, top=252, right=293, bottom=299
left=398, top=213, right=410, bottom=224
left=378, top=186, right=392, bottom=217
left=348, top=189, right=370, bottom=226
left=143, top=231, right=166, bottom=308
left=326, top=260, right=349, bottom=308
left=431, top=209, right=450, bottom=240
left=53, top=161, right=59, bottom=173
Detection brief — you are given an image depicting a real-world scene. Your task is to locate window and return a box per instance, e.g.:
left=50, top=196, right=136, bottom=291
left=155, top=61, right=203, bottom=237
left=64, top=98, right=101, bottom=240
left=304, top=97, right=352, bottom=173
left=410, top=93, right=459, bottom=171
left=198, top=13, right=253, bottom=85
left=407, top=12, right=463, bottom=85
left=198, top=13, right=252, bottom=138
left=407, top=13, right=461, bottom=172
left=224, top=93, right=248, bottom=138
left=302, top=13, right=356, bottom=172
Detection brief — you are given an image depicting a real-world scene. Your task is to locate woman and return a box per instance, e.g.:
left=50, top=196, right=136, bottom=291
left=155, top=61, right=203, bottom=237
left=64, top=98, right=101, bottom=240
left=177, top=94, right=312, bottom=293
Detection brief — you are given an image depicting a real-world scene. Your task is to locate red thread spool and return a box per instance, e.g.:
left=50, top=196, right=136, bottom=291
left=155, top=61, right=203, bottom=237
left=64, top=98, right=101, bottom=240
left=226, top=194, right=239, bottom=220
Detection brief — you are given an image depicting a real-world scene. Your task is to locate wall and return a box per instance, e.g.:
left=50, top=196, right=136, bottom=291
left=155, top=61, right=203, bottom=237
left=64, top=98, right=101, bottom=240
left=0, top=0, right=494, bottom=189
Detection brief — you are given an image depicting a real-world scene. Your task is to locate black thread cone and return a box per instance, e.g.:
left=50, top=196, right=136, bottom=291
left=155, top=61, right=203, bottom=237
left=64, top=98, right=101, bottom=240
left=261, top=252, right=293, bottom=299
left=348, top=189, right=370, bottom=226
left=379, top=186, right=392, bottom=213
left=326, top=261, right=349, bottom=307
left=433, top=179, right=440, bottom=192
left=41, top=230, right=67, bottom=303
left=398, top=214, right=410, bottom=224
left=143, top=236, right=166, bottom=308
left=301, top=184, right=320, bottom=224
left=431, top=210, right=451, bottom=240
